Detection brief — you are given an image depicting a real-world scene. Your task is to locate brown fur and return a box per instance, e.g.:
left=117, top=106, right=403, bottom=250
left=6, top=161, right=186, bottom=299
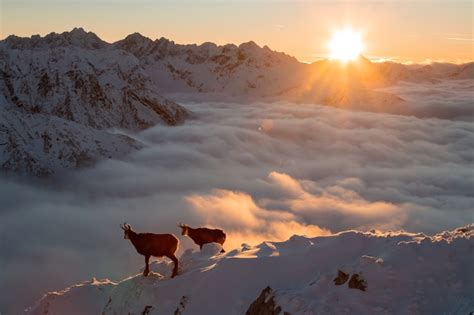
left=121, top=223, right=179, bottom=278
left=178, top=224, right=226, bottom=252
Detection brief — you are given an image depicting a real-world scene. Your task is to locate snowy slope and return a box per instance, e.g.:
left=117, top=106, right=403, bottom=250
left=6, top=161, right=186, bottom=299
left=26, top=225, right=474, bottom=315
left=0, top=28, right=188, bottom=175
left=0, top=108, right=143, bottom=175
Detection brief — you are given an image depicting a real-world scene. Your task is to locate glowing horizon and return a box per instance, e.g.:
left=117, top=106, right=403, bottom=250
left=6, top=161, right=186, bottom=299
left=1, top=0, right=473, bottom=64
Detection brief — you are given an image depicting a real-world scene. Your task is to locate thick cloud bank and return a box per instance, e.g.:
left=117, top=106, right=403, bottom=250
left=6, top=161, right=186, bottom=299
left=0, top=80, right=473, bottom=313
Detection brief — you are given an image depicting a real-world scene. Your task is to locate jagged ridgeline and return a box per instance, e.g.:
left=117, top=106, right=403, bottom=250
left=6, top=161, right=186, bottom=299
left=1, top=28, right=473, bottom=176
left=0, top=28, right=189, bottom=176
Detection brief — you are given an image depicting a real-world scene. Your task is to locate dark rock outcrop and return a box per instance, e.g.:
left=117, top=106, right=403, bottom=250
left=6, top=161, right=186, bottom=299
left=333, top=270, right=350, bottom=285
left=246, top=286, right=289, bottom=315
left=348, top=273, right=367, bottom=291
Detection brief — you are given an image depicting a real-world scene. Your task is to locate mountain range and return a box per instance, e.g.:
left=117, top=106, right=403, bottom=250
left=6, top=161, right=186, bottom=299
left=1, top=27, right=473, bottom=175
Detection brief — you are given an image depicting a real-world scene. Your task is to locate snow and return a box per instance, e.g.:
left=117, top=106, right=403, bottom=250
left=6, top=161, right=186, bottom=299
left=0, top=31, right=188, bottom=175
left=0, top=108, right=143, bottom=175
left=1, top=29, right=472, bottom=175
left=26, top=225, right=474, bottom=314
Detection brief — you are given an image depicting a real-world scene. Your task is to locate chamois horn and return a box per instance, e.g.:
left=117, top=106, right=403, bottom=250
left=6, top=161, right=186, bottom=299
left=120, top=222, right=131, bottom=230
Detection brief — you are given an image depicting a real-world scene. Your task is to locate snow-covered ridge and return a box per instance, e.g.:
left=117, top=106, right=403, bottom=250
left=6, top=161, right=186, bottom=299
left=2, top=28, right=473, bottom=112
left=0, top=28, right=189, bottom=175
left=3, top=27, right=107, bottom=50
left=26, top=224, right=474, bottom=314
left=1, top=28, right=473, bottom=175
left=4, top=28, right=472, bottom=99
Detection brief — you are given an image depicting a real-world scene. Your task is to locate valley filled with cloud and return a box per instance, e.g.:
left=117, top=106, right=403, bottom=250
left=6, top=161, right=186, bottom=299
left=1, top=79, right=472, bottom=312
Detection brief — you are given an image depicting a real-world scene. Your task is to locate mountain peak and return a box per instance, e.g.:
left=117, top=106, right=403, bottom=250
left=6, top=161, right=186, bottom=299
left=2, top=27, right=107, bottom=50
left=69, top=27, right=87, bottom=35
left=115, top=32, right=154, bottom=48
left=239, top=41, right=260, bottom=50
left=123, top=32, right=152, bottom=42
left=113, top=32, right=154, bottom=56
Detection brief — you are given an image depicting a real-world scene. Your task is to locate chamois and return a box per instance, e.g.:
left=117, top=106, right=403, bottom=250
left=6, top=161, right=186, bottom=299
left=178, top=223, right=226, bottom=253
left=120, top=223, right=179, bottom=278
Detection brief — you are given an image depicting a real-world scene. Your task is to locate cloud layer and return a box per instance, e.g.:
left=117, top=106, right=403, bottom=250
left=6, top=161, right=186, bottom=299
left=1, top=80, right=473, bottom=313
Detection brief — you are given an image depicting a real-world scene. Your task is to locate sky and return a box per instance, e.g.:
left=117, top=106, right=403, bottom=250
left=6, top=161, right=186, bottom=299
left=1, top=0, right=473, bottom=63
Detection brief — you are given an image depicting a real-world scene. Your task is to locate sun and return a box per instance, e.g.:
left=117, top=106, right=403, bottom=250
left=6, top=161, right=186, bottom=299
left=328, top=28, right=365, bottom=62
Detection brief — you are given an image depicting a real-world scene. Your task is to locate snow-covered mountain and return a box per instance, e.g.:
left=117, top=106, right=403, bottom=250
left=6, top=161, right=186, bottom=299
left=106, top=30, right=474, bottom=121
left=1, top=28, right=473, bottom=175
left=0, top=28, right=188, bottom=175
left=26, top=224, right=473, bottom=314
left=111, top=32, right=474, bottom=115
left=114, top=32, right=308, bottom=97
left=113, top=32, right=473, bottom=95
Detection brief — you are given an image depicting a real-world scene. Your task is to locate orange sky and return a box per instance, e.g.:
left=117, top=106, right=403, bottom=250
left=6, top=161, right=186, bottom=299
left=1, top=0, right=473, bottom=63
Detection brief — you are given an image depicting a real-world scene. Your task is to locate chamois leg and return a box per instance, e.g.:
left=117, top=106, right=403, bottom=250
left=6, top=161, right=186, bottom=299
left=143, top=255, right=150, bottom=277
left=167, top=254, right=179, bottom=278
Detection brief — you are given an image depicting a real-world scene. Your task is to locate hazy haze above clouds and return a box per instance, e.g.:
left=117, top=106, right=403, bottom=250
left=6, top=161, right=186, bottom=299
left=0, top=80, right=473, bottom=313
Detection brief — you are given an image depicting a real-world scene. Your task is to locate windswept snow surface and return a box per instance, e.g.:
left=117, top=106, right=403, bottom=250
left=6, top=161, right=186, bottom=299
left=27, top=225, right=474, bottom=315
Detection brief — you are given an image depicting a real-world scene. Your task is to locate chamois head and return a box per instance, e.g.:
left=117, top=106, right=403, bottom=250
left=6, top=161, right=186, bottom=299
left=120, top=222, right=132, bottom=239
left=178, top=223, right=188, bottom=236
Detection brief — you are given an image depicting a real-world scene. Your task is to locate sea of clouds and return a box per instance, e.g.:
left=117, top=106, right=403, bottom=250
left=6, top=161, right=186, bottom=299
left=0, top=80, right=473, bottom=313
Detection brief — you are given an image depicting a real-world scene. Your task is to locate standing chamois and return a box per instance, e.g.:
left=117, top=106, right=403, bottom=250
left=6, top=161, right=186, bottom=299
left=120, top=223, right=179, bottom=278
left=178, top=223, right=226, bottom=253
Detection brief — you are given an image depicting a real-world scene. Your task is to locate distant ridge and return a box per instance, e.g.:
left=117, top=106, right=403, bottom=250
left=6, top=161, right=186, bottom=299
left=1, top=28, right=473, bottom=175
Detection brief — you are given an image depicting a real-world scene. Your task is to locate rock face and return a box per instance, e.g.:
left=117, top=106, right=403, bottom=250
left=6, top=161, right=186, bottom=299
left=0, top=28, right=188, bottom=175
